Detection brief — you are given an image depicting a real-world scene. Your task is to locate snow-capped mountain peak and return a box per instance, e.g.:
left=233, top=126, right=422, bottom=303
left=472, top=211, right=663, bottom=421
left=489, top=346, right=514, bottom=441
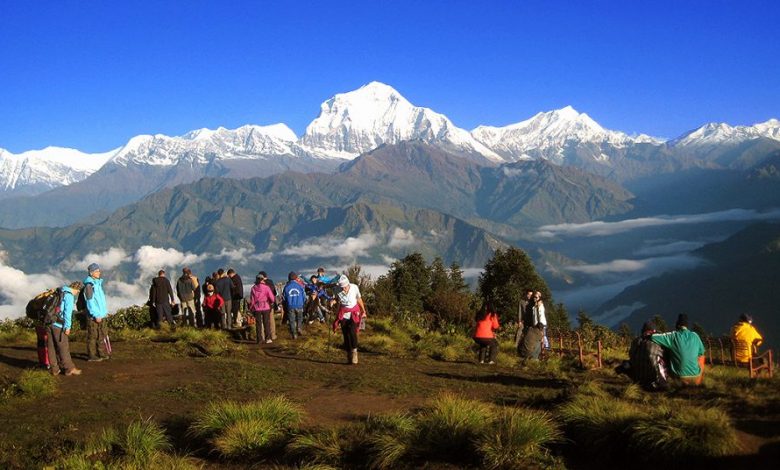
left=110, top=124, right=299, bottom=167
left=671, top=119, right=780, bottom=147
left=0, top=146, right=117, bottom=193
left=471, top=106, right=659, bottom=163
left=300, top=81, right=502, bottom=161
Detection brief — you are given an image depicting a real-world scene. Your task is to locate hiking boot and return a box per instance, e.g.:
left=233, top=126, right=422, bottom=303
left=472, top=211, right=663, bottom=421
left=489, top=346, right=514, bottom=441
left=87, top=357, right=104, bottom=362
left=50, top=368, right=61, bottom=376
left=65, top=368, right=82, bottom=376
left=265, top=339, right=273, bottom=344
left=352, top=349, right=359, bottom=364
left=488, top=361, right=496, bottom=365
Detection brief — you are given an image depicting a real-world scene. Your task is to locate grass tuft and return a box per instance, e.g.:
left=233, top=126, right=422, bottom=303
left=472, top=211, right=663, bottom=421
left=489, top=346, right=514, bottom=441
left=287, top=427, right=346, bottom=466
left=477, top=407, right=561, bottom=469
left=16, top=369, right=58, bottom=398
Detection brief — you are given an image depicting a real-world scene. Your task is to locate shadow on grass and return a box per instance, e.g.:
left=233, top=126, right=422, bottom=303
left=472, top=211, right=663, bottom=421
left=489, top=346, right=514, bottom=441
left=425, top=371, right=568, bottom=389
left=735, top=419, right=780, bottom=439
left=0, top=353, right=40, bottom=369
left=260, top=348, right=349, bottom=366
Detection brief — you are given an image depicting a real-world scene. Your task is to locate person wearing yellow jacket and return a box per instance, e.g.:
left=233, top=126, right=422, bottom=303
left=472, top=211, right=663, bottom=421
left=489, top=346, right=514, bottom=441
left=731, top=314, right=764, bottom=364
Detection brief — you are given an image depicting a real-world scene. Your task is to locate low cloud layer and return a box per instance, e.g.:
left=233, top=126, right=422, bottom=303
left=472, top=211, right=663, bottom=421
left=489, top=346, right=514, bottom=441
left=568, top=254, right=702, bottom=275
left=537, top=208, right=780, bottom=238
left=280, top=233, right=378, bottom=260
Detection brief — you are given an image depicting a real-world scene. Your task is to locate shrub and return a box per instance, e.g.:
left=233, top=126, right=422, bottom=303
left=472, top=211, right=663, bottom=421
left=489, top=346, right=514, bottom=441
left=365, top=414, right=418, bottom=469
left=287, top=427, right=346, bottom=466
left=212, top=419, right=285, bottom=458
left=16, top=369, right=58, bottom=398
left=416, top=394, right=496, bottom=464
left=0, top=319, right=36, bottom=344
left=121, top=418, right=172, bottom=461
left=108, top=305, right=152, bottom=330
left=477, top=407, right=561, bottom=469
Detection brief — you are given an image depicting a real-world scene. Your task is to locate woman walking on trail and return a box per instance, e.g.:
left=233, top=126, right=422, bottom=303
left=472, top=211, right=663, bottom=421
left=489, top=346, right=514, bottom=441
left=473, top=300, right=500, bottom=364
left=331, top=275, right=367, bottom=365
left=248, top=274, right=277, bottom=344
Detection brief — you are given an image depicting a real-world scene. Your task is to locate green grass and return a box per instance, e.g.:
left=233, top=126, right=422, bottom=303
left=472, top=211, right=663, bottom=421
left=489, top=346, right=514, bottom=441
left=477, top=407, right=562, bottom=469
left=190, top=397, right=304, bottom=459
left=287, top=427, right=348, bottom=467
left=16, top=369, right=58, bottom=399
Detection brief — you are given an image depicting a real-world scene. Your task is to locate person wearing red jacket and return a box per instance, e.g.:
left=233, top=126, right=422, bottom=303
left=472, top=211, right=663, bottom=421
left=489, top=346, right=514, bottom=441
left=473, top=301, right=500, bottom=364
left=202, top=284, right=224, bottom=329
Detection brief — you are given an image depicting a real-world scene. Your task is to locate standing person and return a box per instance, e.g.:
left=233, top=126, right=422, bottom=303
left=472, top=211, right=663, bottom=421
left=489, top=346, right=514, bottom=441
left=84, top=263, right=110, bottom=362
left=473, top=300, right=500, bottom=364
left=248, top=275, right=276, bottom=344
left=228, top=269, right=244, bottom=327
left=651, top=314, right=706, bottom=385
left=259, top=271, right=278, bottom=340
left=731, top=314, right=764, bottom=364
left=149, top=270, right=177, bottom=330
left=330, top=275, right=367, bottom=364
left=515, top=289, right=534, bottom=349
left=176, top=268, right=198, bottom=327
left=214, top=269, right=233, bottom=329
left=315, top=267, right=339, bottom=285
left=628, top=321, right=668, bottom=391
left=201, top=284, right=224, bottom=329
left=191, top=271, right=203, bottom=327
left=283, top=272, right=306, bottom=339
left=533, top=291, right=549, bottom=349
left=47, top=282, right=84, bottom=376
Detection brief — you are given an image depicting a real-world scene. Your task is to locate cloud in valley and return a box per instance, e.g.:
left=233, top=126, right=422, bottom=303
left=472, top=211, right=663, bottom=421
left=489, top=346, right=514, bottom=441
left=568, top=254, right=702, bottom=275
left=387, top=228, right=416, bottom=248
left=59, top=247, right=131, bottom=272
left=280, top=233, right=378, bottom=260
left=536, top=208, right=780, bottom=238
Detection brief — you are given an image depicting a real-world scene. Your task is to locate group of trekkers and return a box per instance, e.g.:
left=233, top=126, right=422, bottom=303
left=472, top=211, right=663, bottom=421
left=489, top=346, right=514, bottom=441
left=34, top=263, right=370, bottom=376
left=624, top=313, right=765, bottom=390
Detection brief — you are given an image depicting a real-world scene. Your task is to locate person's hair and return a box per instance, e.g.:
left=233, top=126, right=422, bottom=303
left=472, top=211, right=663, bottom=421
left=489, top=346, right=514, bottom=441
left=258, top=271, right=267, bottom=278
left=310, top=275, right=317, bottom=282
left=158, top=270, right=165, bottom=276
left=526, top=289, right=534, bottom=295
left=68, top=281, right=84, bottom=290
left=227, top=268, right=235, bottom=275
left=183, top=267, right=191, bottom=274
left=255, top=276, right=263, bottom=284
left=217, top=268, right=225, bottom=276
left=207, top=284, right=214, bottom=291
left=317, top=267, right=325, bottom=273
left=211, top=272, right=217, bottom=279
left=476, top=299, right=495, bottom=321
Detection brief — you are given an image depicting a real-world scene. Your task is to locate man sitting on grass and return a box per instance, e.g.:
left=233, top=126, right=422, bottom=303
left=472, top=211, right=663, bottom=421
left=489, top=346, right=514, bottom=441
left=651, top=314, right=705, bottom=386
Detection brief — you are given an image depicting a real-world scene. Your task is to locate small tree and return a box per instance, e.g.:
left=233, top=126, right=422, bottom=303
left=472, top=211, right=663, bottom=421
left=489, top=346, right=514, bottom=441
left=652, top=314, right=669, bottom=333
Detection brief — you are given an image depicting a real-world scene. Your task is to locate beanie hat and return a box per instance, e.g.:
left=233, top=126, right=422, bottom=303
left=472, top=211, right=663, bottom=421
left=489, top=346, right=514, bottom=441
left=87, top=263, right=100, bottom=274
left=739, top=313, right=753, bottom=324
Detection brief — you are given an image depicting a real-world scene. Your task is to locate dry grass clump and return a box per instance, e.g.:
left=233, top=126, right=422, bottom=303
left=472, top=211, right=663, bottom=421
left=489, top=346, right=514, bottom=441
left=15, top=369, right=58, bottom=399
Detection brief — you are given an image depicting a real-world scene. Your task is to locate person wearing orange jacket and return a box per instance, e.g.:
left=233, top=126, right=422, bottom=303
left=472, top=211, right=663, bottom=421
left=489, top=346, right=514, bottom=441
left=473, top=300, right=500, bottom=364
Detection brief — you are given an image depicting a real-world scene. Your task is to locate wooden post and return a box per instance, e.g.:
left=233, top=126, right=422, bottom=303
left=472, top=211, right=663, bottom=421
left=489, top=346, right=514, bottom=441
left=705, top=337, right=713, bottom=365
left=596, top=340, right=603, bottom=369
left=576, top=331, right=584, bottom=368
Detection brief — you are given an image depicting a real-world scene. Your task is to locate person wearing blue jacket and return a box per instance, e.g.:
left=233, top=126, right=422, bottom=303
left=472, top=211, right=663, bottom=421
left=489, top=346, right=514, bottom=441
left=84, top=263, right=110, bottom=361
left=315, top=267, right=339, bottom=286
left=283, top=272, right=306, bottom=339
left=48, top=281, right=84, bottom=376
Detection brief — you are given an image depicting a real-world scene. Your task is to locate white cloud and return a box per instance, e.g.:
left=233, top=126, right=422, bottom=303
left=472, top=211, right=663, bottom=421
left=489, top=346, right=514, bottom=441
left=0, top=252, right=64, bottom=320
left=633, top=240, right=708, bottom=257
left=60, top=247, right=130, bottom=272
left=381, top=255, right=397, bottom=265
left=134, top=246, right=206, bottom=277
left=592, top=302, right=647, bottom=327
left=536, top=208, right=780, bottom=238
left=387, top=228, right=416, bottom=248
left=462, top=267, right=484, bottom=279
left=280, top=234, right=378, bottom=260
left=568, top=254, right=702, bottom=275
left=217, top=247, right=274, bottom=264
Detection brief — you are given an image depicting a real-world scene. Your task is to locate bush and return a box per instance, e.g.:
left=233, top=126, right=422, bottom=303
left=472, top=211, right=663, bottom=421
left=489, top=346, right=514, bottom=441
left=416, top=394, right=496, bottom=464
left=108, top=305, right=152, bottom=330
left=0, top=318, right=36, bottom=344
left=288, top=427, right=348, bottom=467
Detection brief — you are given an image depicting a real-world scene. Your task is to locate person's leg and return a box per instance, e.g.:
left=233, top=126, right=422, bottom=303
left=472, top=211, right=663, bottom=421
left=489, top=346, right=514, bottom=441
left=194, top=296, right=203, bottom=327
left=87, top=318, right=98, bottom=359
left=232, top=300, right=242, bottom=327
left=341, top=320, right=353, bottom=363
left=262, top=310, right=272, bottom=342
left=270, top=308, right=277, bottom=339
left=36, top=325, right=50, bottom=368
left=253, top=311, right=262, bottom=344
left=46, top=326, right=60, bottom=374
left=294, top=309, right=303, bottom=335
left=349, top=320, right=359, bottom=363
left=287, top=309, right=297, bottom=338
left=98, top=321, right=109, bottom=358
left=223, top=300, right=233, bottom=329
left=51, top=326, right=76, bottom=371
left=488, top=338, right=499, bottom=363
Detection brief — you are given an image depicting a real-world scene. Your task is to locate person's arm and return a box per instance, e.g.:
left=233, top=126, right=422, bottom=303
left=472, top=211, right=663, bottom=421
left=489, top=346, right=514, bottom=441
left=650, top=332, right=674, bottom=348
left=61, top=292, right=74, bottom=332
left=85, top=283, right=97, bottom=316
left=167, top=280, right=175, bottom=304
left=357, top=297, right=367, bottom=317
left=537, top=303, right=547, bottom=327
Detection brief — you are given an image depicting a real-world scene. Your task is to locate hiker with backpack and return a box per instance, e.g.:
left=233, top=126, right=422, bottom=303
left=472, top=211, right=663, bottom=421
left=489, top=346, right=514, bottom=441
left=473, top=300, right=500, bottom=364
left=46, top=281, right=85, bottom=376
left=283, top=272, right=306, bottom=339
left=83, top=263, right=110, bottom=362
left=330, top=275, right=367, bottom=365
left=176, top=267, right=198, bottom=327
left=626, top=321, right=669, bottom=391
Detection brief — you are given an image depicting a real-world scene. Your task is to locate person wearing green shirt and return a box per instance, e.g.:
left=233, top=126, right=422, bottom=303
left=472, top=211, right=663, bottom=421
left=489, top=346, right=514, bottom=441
left=650, top=314, right=705, bottom=385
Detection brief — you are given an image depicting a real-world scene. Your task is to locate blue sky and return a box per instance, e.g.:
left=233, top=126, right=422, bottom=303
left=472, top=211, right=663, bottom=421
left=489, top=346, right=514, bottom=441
left=1, top=0, right=778, bottom=153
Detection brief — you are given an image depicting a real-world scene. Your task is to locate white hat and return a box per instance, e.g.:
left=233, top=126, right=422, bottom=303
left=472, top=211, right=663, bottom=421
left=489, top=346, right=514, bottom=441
left=338, top=275, right=350, bottom=287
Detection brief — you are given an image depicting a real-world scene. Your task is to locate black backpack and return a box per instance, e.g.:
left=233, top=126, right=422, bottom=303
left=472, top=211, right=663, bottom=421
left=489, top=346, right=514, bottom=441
left=25, top=288, right=64, bottom=326
left=76, top=282, right=93, bottom=313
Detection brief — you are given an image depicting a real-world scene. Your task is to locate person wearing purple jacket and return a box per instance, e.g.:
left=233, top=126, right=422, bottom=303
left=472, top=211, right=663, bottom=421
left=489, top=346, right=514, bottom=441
left=248, top=275, right=277, bottom=344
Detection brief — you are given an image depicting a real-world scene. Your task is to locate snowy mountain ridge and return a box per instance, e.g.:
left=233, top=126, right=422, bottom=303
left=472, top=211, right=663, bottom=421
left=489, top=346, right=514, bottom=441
left=0, top=146, right=117, bottom=194
left=3, top=82, right=780, bottom=195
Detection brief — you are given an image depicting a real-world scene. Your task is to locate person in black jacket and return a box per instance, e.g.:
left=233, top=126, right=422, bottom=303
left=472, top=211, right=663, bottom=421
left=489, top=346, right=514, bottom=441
left=228, top=269, right=244, bottom=327
left=214, top=269, right=233, bottom=329
left=149, top=270, right=177, bottom=330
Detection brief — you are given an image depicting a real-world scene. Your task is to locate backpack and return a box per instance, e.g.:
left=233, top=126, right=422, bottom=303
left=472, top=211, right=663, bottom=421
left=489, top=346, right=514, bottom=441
left=76, top=282, right=92, bottom=313
left=25, top=288, right=64, bottom=326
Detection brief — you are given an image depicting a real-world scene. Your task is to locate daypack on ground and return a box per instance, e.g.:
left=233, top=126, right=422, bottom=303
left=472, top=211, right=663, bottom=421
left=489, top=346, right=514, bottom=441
left=25, top=288, right=64, bottom=326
